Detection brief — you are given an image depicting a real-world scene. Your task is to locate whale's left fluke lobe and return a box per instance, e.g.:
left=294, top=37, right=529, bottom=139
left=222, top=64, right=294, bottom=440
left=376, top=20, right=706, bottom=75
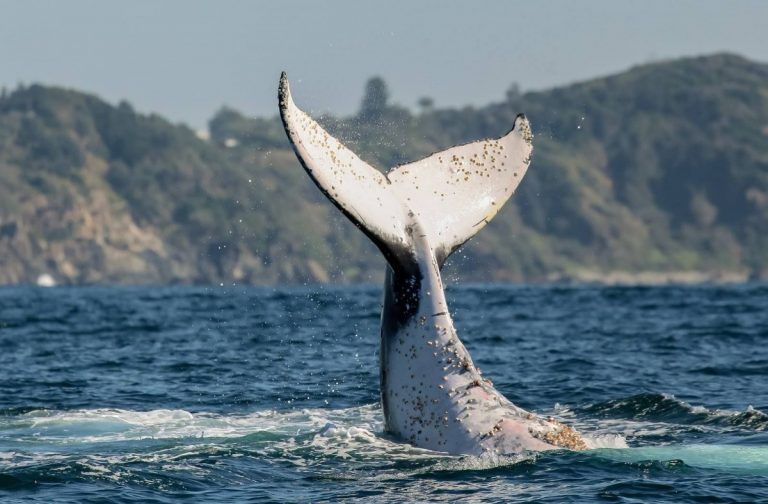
left=278, top=72, right=413, bottom=270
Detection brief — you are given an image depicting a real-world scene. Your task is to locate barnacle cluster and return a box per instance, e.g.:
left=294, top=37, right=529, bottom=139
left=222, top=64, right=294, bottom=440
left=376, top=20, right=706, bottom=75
left=532, top=419, right=587, bottom=450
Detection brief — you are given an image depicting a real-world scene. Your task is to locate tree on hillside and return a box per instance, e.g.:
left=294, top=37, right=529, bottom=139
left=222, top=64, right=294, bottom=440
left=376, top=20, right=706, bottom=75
left=417, top=96, right=434, bottom=112
left=505, top=83, right=521, bottom=103
left=359, top=77, right=390, bottom=121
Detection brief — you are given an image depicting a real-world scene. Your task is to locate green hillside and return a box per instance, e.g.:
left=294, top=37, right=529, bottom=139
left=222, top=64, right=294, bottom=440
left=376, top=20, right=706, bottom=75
left=1, top=53, right=766, bottom=285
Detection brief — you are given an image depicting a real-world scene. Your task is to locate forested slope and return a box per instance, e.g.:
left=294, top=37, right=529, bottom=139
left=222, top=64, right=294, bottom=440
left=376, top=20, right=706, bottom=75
left=1, top=53, right=766, bottom=285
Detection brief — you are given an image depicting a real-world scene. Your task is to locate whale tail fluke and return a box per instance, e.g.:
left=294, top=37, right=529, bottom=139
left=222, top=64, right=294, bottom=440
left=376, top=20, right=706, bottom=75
left=278, top=72, right=533, bottom=270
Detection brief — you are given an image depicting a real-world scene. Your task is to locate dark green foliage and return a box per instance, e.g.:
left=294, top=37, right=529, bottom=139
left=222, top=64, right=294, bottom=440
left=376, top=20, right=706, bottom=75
left=209, top=107, right=288, bottom=149
left=16, top=117, right=84, bottom=177
left=358, top=77, right=390, bottom=122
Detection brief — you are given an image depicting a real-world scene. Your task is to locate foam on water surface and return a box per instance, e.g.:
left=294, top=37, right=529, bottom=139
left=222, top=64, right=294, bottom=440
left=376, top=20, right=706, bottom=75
left=5, top=403, right=766, bottom=477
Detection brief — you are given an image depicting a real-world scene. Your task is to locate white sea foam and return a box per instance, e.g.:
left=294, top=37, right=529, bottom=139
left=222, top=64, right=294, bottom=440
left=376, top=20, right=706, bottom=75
left=2, top=405, right=383, bottom=444
left=583, top=433, right=629, bottom=449
left=0, top=404, right=625, bottom=471
left=1, top=404, right=765, bottom=476
left=3, top=404, right=631, bottom=451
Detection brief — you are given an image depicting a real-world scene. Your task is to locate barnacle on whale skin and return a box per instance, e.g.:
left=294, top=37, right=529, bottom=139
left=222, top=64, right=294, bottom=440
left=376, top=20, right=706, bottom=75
left=530, top=419, right=587, bottom=450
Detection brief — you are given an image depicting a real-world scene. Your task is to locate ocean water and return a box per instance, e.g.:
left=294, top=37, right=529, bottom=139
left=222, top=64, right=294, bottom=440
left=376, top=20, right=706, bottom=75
left=0, top=283, right=766, bottom=503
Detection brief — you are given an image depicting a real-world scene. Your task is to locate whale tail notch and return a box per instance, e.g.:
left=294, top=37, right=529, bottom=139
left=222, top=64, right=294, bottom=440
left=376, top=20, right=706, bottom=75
left=278, top=72, right=533, bottom=270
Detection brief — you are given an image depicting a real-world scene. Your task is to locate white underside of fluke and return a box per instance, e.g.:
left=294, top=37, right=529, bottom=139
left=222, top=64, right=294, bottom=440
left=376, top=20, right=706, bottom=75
left=279, top=73, right=586, bottom=455
left=278, top=73, right=533, bottom=261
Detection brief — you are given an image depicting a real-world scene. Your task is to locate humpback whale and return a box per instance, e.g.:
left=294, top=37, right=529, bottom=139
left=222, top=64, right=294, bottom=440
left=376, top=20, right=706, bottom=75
left=278, top=73, right=586, bottom=455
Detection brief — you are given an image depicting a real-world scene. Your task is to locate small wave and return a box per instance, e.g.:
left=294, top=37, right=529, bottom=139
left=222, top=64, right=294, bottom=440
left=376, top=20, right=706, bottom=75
left=583, top=393, right=768, bottom=431
left=691, top=360, right=768, bottom=376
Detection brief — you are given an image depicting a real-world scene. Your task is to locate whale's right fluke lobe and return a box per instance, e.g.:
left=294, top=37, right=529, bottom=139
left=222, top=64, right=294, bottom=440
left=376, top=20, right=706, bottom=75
left=387, top=115, right=533, bottom=265
left=278, top=72, right=533, bottom=270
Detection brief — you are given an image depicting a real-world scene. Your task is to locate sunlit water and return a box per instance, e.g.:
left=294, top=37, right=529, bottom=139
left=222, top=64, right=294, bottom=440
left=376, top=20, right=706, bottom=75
left=1, top=284, right=766, bottom=502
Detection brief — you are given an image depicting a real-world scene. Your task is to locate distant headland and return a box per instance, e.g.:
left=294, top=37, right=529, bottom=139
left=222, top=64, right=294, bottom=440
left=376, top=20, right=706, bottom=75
left=1, top=53, right=766, bottom=286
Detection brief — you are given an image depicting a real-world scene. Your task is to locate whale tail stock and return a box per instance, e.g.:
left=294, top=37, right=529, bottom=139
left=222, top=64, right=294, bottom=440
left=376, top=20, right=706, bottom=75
left=278, top=72, right=533, bottom=271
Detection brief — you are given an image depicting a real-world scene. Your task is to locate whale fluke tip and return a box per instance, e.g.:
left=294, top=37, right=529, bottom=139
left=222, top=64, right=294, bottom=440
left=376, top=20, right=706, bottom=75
left=278, top=72, right=291, bottom=107
left=513, top=113, right=533, bottom=144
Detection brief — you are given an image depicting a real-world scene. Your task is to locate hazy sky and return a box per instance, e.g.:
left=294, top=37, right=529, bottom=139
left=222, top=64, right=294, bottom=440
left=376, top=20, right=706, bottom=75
left=1, top=0, right=766, bottom=128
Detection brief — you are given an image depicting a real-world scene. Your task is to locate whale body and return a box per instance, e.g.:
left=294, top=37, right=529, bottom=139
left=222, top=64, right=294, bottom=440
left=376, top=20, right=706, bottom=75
left=278, top=73, right=585, bottom=455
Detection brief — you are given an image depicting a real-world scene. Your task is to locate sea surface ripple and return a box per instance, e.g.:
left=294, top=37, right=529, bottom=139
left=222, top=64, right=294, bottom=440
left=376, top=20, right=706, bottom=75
left=0, top=283, right=767, bottom=502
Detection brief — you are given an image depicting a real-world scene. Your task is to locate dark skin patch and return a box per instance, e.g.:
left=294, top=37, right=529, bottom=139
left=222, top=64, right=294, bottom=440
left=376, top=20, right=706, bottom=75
left=380, top=265, right=424, bottom=432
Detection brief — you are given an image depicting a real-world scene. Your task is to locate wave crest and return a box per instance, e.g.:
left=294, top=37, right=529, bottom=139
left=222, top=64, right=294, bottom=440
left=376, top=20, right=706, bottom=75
left=583, top=393, right=768, bottom=430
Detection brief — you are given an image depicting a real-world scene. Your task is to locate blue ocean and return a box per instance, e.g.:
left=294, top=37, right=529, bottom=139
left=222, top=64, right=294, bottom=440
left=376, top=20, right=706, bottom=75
left=0, top=284, right=766, bottom=502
